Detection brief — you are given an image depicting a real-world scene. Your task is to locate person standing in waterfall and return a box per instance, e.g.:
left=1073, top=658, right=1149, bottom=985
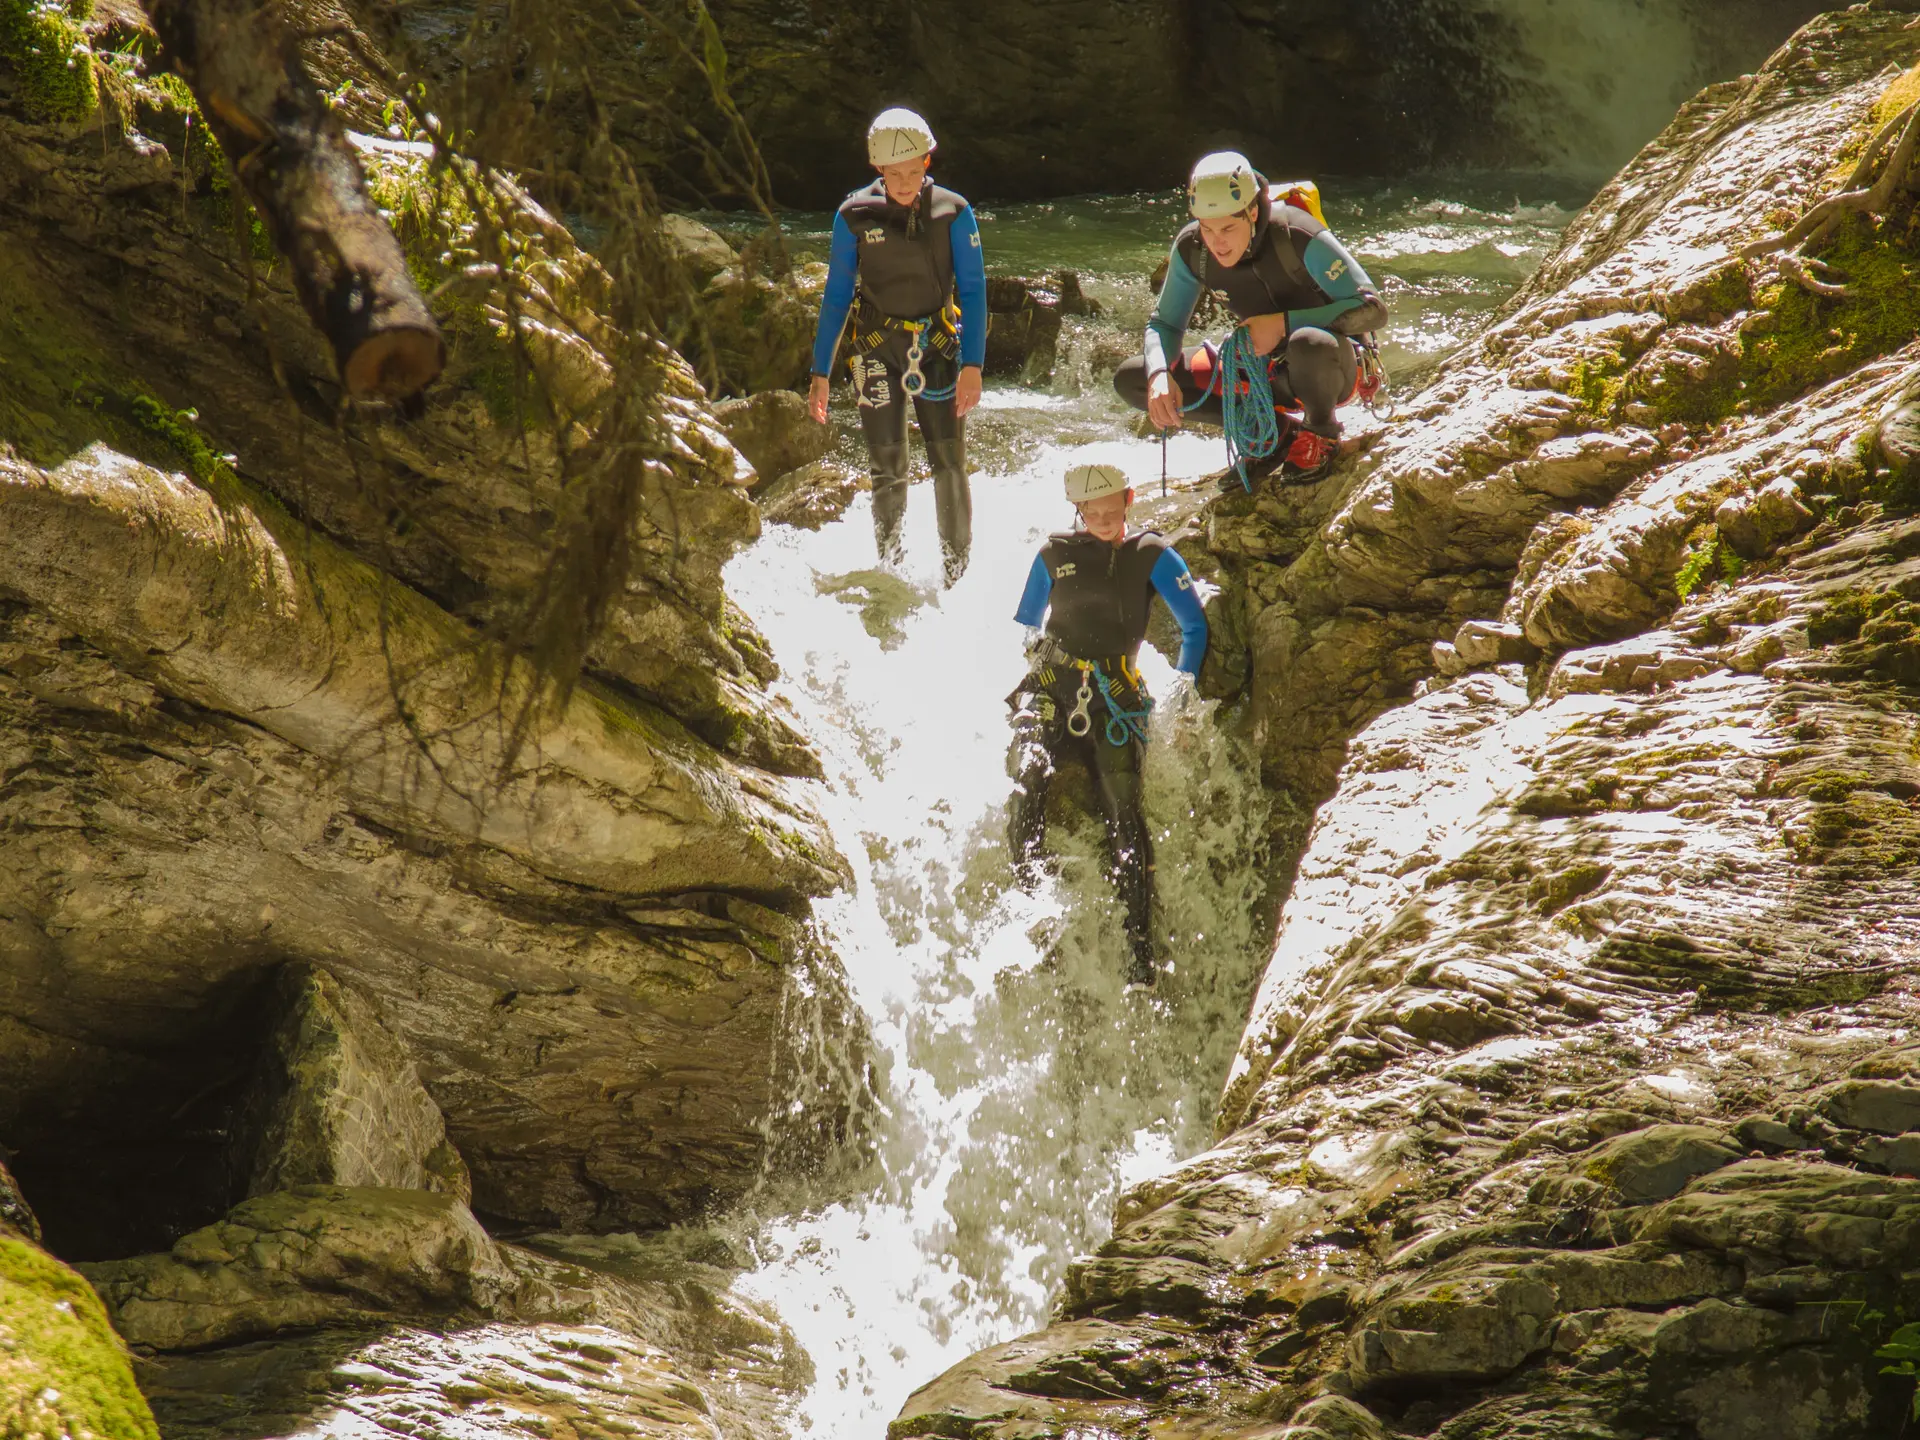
left=1114, top=151, right=1389, bottom=486
left=807, top=108, right=988, bottom=586
left=1007, top=463, right=1208, bottom=991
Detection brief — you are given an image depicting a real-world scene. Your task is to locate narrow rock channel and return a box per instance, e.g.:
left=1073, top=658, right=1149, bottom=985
left=5, top=5, right=1920, bottom=1440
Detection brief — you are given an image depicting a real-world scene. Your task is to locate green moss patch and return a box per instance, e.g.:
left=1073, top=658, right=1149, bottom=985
left=0, top=1235, right=159, bottom=1440
left=0, top=0, right=97, bottom=124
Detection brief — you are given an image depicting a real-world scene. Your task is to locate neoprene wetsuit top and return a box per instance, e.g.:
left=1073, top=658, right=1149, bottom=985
left=1015, top=529, right=1208, bottom=675
left=1145, top=180, right=1382, bottom=380
left=810, top=177, right=989, bottom=377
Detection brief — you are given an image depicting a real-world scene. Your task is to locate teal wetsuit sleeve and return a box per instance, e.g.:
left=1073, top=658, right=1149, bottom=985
left=810, top=212, right=860, bottom=377
left=1149, top=548, right=1207, bottom=674
left=951, top=204, right=988, bottom=370
left=1285, top=229, right=1377, bottom=334
left=1014, top=552, right=1052, bottom=627
left=1145, top=245, right=1203, bottom=378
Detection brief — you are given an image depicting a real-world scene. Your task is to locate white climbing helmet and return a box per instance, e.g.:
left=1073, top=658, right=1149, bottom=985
left=1187, top=151, right=1260, bottom=219
left=868, top=108, right=936, bottom=165
left=1064, top=463, right=1130, bottom=504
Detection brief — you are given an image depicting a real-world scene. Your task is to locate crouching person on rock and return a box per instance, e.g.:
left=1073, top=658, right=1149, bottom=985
left=807, top=107, right=988, bottom=586
left=1007, top=463, right=1208, bottom=991
left=1114, top=151, right=1389, bottom=488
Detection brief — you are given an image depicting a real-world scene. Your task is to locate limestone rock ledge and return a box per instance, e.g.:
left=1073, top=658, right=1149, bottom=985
left=0, top=439, right=857, bottom=1241
left=900, top=11, right=1920, bottom=1439
left=0, top=33, right=870, bottom=1258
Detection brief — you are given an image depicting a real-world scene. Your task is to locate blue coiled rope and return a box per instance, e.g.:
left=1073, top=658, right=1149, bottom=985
left=1092, top=661, right=1153, bottom=747
left=1212, top=325, right=1281, bottom=492
left=1163, top=326, right=1281, bottom=492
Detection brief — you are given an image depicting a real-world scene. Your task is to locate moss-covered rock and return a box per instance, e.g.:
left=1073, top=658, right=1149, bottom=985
left=0, top=1160, right=157, bottom=1440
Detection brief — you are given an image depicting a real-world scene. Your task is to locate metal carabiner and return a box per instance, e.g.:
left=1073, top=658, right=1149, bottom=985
left=900, top=329, right=928, bottom=398
left=1066, top=670, right=1094, bottom=737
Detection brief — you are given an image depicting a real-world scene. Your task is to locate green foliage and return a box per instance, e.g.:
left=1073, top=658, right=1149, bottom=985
left=1742, top=219, right=1920, bottom=413
left=1674, top=525, right=1722, bottom=601
left=1877, top=1321, right=1920, bottom=1420
left=0, top=1235, right=160, bottom=1440
left=0, top=0, right=97, bottom=123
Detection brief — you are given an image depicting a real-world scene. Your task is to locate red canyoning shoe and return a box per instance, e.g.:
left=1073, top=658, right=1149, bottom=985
left=1278, top=427, right=1338, bottom=484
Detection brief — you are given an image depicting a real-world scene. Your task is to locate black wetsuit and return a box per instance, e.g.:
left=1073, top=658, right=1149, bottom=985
left=811, top=178, right=988, bottom=585
left=1114, top=181, right=1387, bottom=440
left=1009, top=527, right=1208, bottom=978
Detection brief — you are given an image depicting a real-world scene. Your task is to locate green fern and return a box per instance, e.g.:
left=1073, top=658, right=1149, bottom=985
left=1876, top=1321, right=1920, bottom=1419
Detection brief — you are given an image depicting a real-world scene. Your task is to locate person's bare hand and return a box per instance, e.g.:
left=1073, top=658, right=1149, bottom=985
left=1146, top=371, right=1183, bottom=429
left=1245, top=313, right=1289, bottom=356
left=954, top=365, right=983, bottom=419
left=808, top=374, right=831, bottom=424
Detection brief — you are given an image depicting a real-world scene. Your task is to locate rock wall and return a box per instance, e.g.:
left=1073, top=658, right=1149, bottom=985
left=901, top=10, right=1920, bottom=1438
left=0, top=0, right=868, bottom=1299
left=414, top=0, right=1824, bottom=207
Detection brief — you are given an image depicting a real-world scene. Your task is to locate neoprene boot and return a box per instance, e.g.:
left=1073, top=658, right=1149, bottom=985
left=925, top=436, right=972, bottom=586
left=868, top=441, right=910, bottom=566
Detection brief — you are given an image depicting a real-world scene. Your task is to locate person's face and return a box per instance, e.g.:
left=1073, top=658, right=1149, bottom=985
left=1076, top=490, right=1131, bottom=543
left=877, top=155, right=930, bottom=206
left=1198, top=208, right=1255, bottom=267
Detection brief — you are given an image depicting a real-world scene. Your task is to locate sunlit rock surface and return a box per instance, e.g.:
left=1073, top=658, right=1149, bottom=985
left=900, top=11, right=1920, bottom=1438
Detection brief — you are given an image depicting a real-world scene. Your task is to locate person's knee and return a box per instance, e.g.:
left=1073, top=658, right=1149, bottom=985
left=1113, top=355, right=1150, bottom=409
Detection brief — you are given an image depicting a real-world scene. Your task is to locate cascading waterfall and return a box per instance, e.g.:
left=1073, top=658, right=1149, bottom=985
left=1473, top=0, right=1827, bottom=177
left=696, top=184, right=1577, bottom=1435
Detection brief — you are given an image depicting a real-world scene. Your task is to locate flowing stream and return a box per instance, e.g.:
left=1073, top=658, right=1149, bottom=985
left=708, top=180, right=1581, bottom=1436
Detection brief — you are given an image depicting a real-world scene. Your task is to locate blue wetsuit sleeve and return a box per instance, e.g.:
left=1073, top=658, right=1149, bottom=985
left=1145, top=245, right=1203, bottom=379
left=1014, top=552, right=1053, bottom=627
left=810, top=212, right=860, bottom=376
left=1150, top=548, right=1208, bottom=674
left=951, top=205, right=989, bottom=370
left=1285, top=229, right=1377, bottom=334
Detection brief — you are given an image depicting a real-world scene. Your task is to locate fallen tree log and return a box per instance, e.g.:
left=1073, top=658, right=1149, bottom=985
left=146, top=0, right=444, bottom=400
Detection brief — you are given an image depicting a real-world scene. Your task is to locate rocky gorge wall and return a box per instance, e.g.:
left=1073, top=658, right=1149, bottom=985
left=390, top=0, right=1829, bottom=207
left=900, top=9, right=1920, bottom=1438
left=0, top=8, right=875, bottom=1436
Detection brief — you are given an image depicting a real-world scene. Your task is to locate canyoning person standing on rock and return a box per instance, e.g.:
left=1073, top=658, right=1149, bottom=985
left=1007, top=463, right=1208, bottom=991
left=808, top=107, right=988, bottom=586
left=1115, top=152, right=1389, bottom=489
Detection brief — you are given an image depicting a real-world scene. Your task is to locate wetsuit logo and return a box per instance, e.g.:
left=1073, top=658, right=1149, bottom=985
left=1175, top=573, right=1192, bottom=590
left=863, top=227, right=887, bottom=244
left=1054, top=562, right=1077, bottom=579
left=1325, top=258, right=1347, bottom=282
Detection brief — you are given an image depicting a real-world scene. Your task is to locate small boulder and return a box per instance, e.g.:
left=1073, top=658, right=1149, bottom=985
left=715, top=390, right=832, bottom=485
left=1715, top=477, right=1813, bottom=560
left=1431, top=640, right=1467, bottom=676
left=756, top=458, right=864, bottom=531
left=659, top=213, right=736, bottom=284
left=1453, top=619, right=1538, bottom=668
left=1583, top=1124, right=1739, bottom=1202
left=242, top=964, right=471, bottom=1203
left=1821, top=1079, right=1920, bottom=1136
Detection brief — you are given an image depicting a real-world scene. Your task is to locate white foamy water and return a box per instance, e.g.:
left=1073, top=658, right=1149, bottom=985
left=697, top=183, right=1577, bottom=1435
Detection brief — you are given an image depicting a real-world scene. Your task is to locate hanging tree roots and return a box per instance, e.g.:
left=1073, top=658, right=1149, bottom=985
left=1743, top=86, right=1920, bottom=297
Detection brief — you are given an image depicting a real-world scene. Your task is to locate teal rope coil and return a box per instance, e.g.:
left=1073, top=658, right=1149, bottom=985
left=1216, top=325, right=1281, bottom=492
left=1167, top=326, right=1282, bottom=491
left=1092, top=661, right=1153, bottom=747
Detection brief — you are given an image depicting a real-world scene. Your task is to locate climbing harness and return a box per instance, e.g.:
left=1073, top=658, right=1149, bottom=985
left=1092, top=660, right=1153, bottom=747
left=1066, top=669, right=1096, bottom=737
